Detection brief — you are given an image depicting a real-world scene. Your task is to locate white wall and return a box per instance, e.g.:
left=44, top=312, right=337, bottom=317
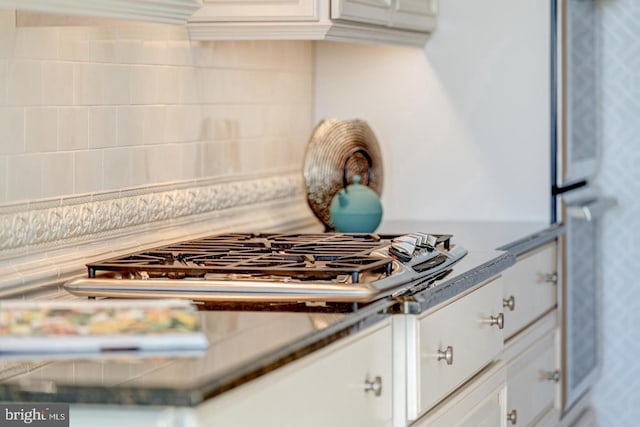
left=314, top=0, right=550, bottom=222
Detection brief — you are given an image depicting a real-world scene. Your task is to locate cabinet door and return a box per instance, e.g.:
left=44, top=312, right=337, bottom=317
left=194, top=322, right=392, bottom=427
left=390, top=0, right=437, bottom=31
left=411, top=276, right=505, bottom=418
left=414, top=363, right=507, bottom=427
left=331, top=0, right=393, bottom=26
left=506, top=330, right=559, bottom=427
left=191, top=0, right=319, bottom=22
left=502, top=243, right=557, bottom=340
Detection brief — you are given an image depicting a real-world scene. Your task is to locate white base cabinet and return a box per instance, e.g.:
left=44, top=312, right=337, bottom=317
left=189, top=319, right=393, bottom=427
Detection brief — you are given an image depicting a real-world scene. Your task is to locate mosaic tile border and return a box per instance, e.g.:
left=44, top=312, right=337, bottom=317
left=0, top=171, right=304, bottom=255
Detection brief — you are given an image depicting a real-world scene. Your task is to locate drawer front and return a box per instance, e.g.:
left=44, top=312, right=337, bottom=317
left=199, top=322, right=392, bottom=427
left=415, top=276, right=505, bottom=417
left=413, top=362, right=507, bottom=427
left=507, top=330, right=558, bottom=427
left=502, top=243, right=557, bottom=339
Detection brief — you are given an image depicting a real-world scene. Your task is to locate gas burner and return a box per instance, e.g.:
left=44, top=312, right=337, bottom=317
left=66, top=232, right=467, bottom=305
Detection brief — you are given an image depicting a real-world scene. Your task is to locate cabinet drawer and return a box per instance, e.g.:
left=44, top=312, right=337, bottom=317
left=413, top=362, right=506, bottom=427
left=502, top=243, right=557, bottom=339
left=411, top=276, right=505, bottom=418
left=507, top=330, right=559, bottom=427
left=197, top=322, right=392, bottom=427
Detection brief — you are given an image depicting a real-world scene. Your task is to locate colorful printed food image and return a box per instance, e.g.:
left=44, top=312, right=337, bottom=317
left=0, top=301, right=201, bottom=336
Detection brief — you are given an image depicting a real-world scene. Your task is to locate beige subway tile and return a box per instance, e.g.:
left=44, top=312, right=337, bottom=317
left=88, top=26, right=120, bottom=42
left=7, top=154, right=42, bottom=202
left=42, top=62, right=73, bottom=106
left=41, top=152, right=73, bottom=198
left=238, top=139, right=266, bottom=173
left=90, top=40, right=117, bottom=63
left=264, top=104, right=312, bottom=138
left=156, top=66, right=180, bottom=105
left=0, top=107, right=25, bottom=155
left=103, top=147, right=131, bottom=190
left=8, top=60, right=42, bottom=105
left=179, top=142, right=202, bottom=180
left=58, top=107, right=88, bottom=150
left=74, top=150, right=103, bottom=194
left=114, top=39, right=142, bottom=64
left=129, top=146, right=149, bottom=186
left=15, top=27, right=58, bottom=60
left=103, top=64, right=131, bottom=105
left=130, top=65, right=157, bottom=105
left=202, top=105, right=263, bottom=139
left=140, top=40, right=168, bottom=65
left=202, top=140, right=235, bottom=177
left=165, top=40, right=192, bottom=67
left=117, top=106, right=144, bottom=146
left=0, top=156, right=6, bottom=202
left=58, top=27, right=91, bottom=62
left=145, top=144, right=178, bottom=183
left=89, top=107, right=117, bottom=148
left=198, top=68, right=225, bottom=103
left=142, top=106, right=166, bottom=145
left=25, top=107, right=57, bottom=153
left=165, top=105, right=201, bottom=143
left=0, top=11, right=16, bottom=59
left=0, top=59, right=6, bottom=105
left=164, top=25, right=190, bottom=42
left=178, top=67, right=200, bottom=104
left=74, top=63, right=104, bottom=105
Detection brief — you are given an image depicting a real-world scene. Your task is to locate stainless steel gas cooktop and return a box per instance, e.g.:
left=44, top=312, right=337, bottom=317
left=64, top=232, right=468, bottom=306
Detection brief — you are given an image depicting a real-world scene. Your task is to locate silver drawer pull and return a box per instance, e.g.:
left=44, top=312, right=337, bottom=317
left=543, top=272, right=558, bottom=285
left=485, top=313, right=504, bottom=329
left=507, top=409, right=518, bottom=425
left=542, top=369, right=561, bottom=383
left=364, top=376, right=382, bottom=396
left=436, top=346, right=454, bottom=365
left=503, top=296, right=516, bottom=311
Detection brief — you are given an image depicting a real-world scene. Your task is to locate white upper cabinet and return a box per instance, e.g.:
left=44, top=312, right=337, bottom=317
left=0, top=0, right=202, bottom=24
left=188, top=0, right=437, bottom=47
left=331, top=0, right=392, bottom=26
left=391, top=0, right=437, bottom=31
left=192, top=0, right=319, bottom=22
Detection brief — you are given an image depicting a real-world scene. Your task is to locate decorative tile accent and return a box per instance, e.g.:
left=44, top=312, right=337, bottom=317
left=0, top=172, right=303, bottom=257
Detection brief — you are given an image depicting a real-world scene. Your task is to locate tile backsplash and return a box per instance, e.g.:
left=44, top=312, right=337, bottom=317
left=0, top=10, right=314, bottom=204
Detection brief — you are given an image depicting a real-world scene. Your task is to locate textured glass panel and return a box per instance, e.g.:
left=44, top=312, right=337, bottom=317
left=568, top=217, right=598, bottom=389
left=567, top=0, right=598, bottom=162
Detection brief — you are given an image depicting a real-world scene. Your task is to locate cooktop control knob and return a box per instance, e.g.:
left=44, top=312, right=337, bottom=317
left=409, top=233, right=427, bottom=247
left=391, top=240, right=415, bottom=256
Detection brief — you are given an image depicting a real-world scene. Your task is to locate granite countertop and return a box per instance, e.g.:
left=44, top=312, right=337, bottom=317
left=0, top=220, right=563, bottom=407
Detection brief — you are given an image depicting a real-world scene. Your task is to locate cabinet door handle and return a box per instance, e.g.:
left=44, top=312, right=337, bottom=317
left=485, top=312, right=504, bottom=329
left=503, top=295, right=516, bottom=311
left=364, top=376, right=382, bottom=396
left=543, top=272, right=558, bottom=285
left=542, top=369, right=561, bottom=383
left=507, top=409, right=518, bottom=425
left=436, top=346, right=454, bottom=365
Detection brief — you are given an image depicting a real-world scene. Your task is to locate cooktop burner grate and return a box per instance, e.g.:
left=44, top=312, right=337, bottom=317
left=87, top=233, right=397, bottom=283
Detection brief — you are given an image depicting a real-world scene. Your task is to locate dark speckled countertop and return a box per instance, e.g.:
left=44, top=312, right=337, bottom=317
left=0, top=221, right=563, bottom=407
